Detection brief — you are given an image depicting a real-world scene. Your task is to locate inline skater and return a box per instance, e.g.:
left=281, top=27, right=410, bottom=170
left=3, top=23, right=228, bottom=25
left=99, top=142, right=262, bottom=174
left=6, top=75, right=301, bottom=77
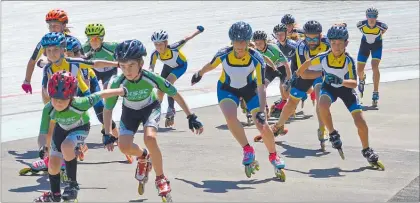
left=65, top=36, right=132, bottom=163
left=191, top=21, right=286, bottom=181
left=251, top=30, right=291, bottom=119
left=149, top=26, right=204, bottom=128
left=272, top=20, right=330, bottom=151
left=356, top=7, right=388, bottom=107
left=298, top=24, right=384, bottom=170
left=33, top=71, right=127, bottom=202
left=281, top=14, right=305, bottom=41
left=103, top=39, right=204, bottom=201
left=83, top=23, right=118, bottom=89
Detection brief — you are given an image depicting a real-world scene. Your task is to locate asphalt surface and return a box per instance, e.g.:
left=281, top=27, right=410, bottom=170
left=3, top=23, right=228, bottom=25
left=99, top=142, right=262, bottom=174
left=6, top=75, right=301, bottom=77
left=1, top=80, right=419, bottom=202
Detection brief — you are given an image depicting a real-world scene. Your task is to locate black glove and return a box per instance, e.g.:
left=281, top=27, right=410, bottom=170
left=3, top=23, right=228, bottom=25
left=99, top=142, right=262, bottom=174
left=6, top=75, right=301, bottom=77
left=187, top=113, right=203, bottom=130
left=122, top=87, right=128, bottom=98
left=191, top=72, right=202, bottom=85
left=102, top=134, right=118, bottom=145
left=256, top=112, right=266, bottom=124
left=39, top=146, right=48, bottom=159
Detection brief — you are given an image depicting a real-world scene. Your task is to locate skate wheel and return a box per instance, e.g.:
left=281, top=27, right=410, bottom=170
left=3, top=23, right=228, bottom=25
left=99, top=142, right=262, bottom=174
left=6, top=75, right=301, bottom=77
left=138, top=182, right=145, bottom=195
left=244, top=165, right=252, bottom=178
left=275, top=168, right=286, bottom=182
left=254, top=161, right=260, bottom=171
left=19, top=167, right=31, bottom=175
left=338, top=149, right=345, bottom=160
left=126, top=155, right=133, bottom=164
left=161, top=193, right=172, bottom=202
left=370, top=161, right=385, bottom=171
left=254, top=135, right=262, bottom=142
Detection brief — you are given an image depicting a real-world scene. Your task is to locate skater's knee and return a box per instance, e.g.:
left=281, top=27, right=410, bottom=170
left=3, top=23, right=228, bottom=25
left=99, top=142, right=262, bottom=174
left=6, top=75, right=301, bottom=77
left=118, top=139, right=132, bottom=154
left=318, top=96, right=331, bottom=110
left=353, top=112, right=368, bottom=129
left=144, top=133, right=157, bottom=145
left=61, top=140, right=75, bottom=153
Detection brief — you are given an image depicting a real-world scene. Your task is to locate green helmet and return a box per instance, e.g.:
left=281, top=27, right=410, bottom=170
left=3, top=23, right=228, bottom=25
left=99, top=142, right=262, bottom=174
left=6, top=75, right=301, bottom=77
left=85, top=23, right=105, bottom=37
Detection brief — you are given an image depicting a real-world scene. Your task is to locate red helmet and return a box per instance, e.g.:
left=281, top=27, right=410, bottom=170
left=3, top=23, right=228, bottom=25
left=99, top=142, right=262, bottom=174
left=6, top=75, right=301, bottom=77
left=48, top=71, right=77, bottom=99
left=45, top=9, right=69, bottom=24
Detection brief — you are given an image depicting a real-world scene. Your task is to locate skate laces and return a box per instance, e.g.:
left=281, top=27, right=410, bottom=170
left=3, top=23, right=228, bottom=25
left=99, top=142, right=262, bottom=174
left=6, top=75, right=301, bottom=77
left=155, top=177, right=170, bottom=192
left=362, top=148, right=378, bottom=161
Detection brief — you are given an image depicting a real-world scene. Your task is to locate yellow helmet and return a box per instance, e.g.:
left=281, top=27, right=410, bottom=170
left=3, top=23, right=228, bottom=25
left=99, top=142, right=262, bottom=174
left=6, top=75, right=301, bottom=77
left=85, top=23, right=105, bottom=37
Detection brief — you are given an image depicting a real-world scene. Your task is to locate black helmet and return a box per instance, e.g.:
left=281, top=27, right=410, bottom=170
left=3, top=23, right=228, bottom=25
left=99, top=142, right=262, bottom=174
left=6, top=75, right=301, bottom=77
left=303, top=20, right=322, bottom=34
left=281, top=14, right=295, bottom=25
left=252, top=30, right=268, bottom=41
left=114, top=39, right=147, bottom=61
left=273, top=24, right=287, bottom=34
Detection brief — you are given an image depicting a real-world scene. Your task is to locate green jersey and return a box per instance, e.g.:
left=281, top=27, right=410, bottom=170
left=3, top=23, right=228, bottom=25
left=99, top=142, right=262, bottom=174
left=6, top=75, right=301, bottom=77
left=83, top=41, right=118, bottom=72
left=39, top=93, right=102, bottom=134
left=258, top=43, right=287, bottom=67
left=105, top=70, right=177, bottom=110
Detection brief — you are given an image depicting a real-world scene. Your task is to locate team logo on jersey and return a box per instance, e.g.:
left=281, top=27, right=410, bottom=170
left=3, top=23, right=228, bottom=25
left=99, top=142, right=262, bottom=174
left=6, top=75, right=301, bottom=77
left=164, top=80, right=172, bottom=88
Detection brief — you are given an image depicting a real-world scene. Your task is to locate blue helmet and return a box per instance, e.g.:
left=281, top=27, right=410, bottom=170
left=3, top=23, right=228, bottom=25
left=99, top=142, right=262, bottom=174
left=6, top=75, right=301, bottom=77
left=65, top=36, right=82, bottom=53
left=114, top=39, right=147, bottom=61
left=41, top=32, right=66, bottom=48
left=229, top=21, right=253, bottom=41
left=366, top=7, right=378, bottom=17
left=327, top=25, right=349, bottom=41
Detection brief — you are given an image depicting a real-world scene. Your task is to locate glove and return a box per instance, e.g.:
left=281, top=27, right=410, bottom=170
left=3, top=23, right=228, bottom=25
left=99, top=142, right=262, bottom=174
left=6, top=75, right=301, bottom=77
left=102, top=134, right=118, bottom=146
left=284, top=72, right=298, bottom=92
left=22, top=80, right=32, bottom=94
left=39, top=146, right=48, bottom=159
left=255, top=112, right=266, bottom=125
left=187, top=113, right=203, bottom=133
left=197, top=25, right=205, bottom=32
left=191, top=71, right=202, bottom=85
left=37, top=59, right=45, bottom=68
left=324, top=73, right=343, bottom=85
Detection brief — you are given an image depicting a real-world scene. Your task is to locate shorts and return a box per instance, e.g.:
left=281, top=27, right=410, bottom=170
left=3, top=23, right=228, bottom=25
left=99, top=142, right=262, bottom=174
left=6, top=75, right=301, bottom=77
left=320, top=84, right=362, bottom=113
left=217, top=81, right=260, bottom=113
left=265, top=65, right=287, bottom=83
left=357, top=39, right=383, bottom=63
left=50, top=123, right=90, bottom=158
left=119, top=101, right=161, bottom=135
left=160, top=63, right=188, bottom=80
left=289, top=76, right=323, bottom=100
left=93, top=68, right=118, bottom=88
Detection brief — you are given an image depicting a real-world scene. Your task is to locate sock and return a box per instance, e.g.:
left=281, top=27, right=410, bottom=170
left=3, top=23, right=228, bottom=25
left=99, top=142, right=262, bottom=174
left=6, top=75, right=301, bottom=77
left=65, top=158, right=78, bottom=182
left=49, top=173, right=61, bottom=195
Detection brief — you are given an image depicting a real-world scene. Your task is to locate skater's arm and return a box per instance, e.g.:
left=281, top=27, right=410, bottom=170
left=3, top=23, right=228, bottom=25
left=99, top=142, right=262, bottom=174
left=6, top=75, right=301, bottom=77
left=284, top=62, right=292, bottom=80
left=38, top=103, right=53, bottom=148
left=103, top=109, right=113, bottom=135
left=342, top=57, right=358, bottom=88
left=171, top=93, right=193, bottom=116
left=184, top=26, right=204, bottom=42
left=262, top=55, right=277, bottom=71
left=257, top=85, right=267, bottom=111
left=149, top=51, right=158, bottom=72
left=92, top=60, right=118, bottom=69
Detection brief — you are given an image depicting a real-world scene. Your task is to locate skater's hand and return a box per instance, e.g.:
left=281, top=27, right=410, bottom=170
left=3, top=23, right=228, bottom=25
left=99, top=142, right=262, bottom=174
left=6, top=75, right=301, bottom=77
left=103, top=134, right=118, bottom=151
left=255, top=112, right=266, bottom=125
left=191, top=71, right=202, bottom=86
left=21, top=80, right=32, bottom=94
left=38, top=146, right=48, bottom=159
left=197, top=25, right=205, bottom=32
left=324, top=73, right=343, bottom=85
left=187, top=113, right=204, bottom=135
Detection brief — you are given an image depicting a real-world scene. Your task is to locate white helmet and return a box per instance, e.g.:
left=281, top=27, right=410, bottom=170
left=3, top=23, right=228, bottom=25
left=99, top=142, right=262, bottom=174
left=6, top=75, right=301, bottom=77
left=151, top=30, right=168, bottom=42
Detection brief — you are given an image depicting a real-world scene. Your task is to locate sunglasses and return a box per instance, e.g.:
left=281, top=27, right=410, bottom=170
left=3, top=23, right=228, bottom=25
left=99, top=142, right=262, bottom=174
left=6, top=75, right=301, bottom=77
left=88, top=36, right=103, bottom=42
left=305, top=36, right=320, bottom=43
left=366, top=14, right=378, bottom=19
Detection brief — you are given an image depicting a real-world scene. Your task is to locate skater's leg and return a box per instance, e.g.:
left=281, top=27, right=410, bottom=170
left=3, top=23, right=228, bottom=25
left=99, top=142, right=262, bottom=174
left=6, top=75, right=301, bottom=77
left=118, top=136, right=147, bottom=157
left=219, top=100, right=248, bottom=146
left=371, top=59, right=381, bottom=92
left=143, top=127, right=163, bottom=176
left=352, top=111, right=369, bottom=149
left=318, top=94, right=335, bottom=133
left=274, top=96, right=299, bottom=127
left=314, top=84, right=325, bottom=130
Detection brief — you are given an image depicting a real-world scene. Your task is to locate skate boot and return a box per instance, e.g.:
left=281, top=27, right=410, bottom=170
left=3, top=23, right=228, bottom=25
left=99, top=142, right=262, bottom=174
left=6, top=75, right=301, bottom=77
left=318, top=128, right=328, bottom=152
left=269, top=153, right=286, bottom=181
left=243, top=145, right=259, bottom=178
left=20, top=156, right=49, bottom=175
left=75, top=143, right=88, bottom=161
left=362, top=147, right=385, bottom=170
left=33, top=191, right=61, bottom=202
left=135, top=153, right=153, bottom=195
left=329, top=130, right=345, bottom=160
left=270, top=100, right=286, bottom=118
left=61, top=181, right=79, bottom=202
left=165, top=107, right=176, bottom=128
left=155, top=176, right=172, bottom=202
left=372, top=91, right=379, bottom=107
left=358, top=74, right=366, bottom=98
left=246, top=111, right=253, bottom=126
